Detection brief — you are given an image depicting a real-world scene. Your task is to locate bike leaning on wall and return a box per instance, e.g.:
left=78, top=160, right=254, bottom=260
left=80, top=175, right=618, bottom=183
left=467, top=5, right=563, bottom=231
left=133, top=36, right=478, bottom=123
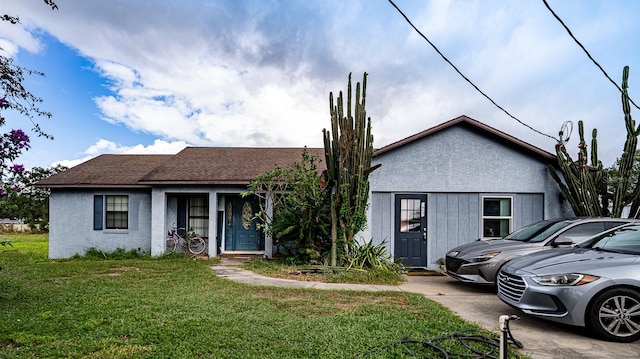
left=166, top=227, right=206, bottom=255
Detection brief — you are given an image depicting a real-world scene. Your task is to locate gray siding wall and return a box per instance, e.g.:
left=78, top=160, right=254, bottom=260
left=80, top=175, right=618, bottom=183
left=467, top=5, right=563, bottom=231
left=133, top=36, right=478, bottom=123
left=366, top=125, right=571, bottom=267
left=370, top=192, right=544, bottom=267
left=49, top=189, right=152, bottom=259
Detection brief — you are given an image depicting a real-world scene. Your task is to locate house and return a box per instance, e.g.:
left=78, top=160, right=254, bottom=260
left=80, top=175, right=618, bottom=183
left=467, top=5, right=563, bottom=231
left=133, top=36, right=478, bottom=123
left=37, top=147, right=325, bottom=259
left=363, top=115, right=572, bottom=267
left=37, top=115, right=571, bottom=264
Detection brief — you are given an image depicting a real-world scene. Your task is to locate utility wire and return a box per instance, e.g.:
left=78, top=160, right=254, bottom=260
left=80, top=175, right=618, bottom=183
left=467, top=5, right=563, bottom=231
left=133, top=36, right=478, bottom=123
left=542, top=0, right=639, bottom=110
left=387, top=0, right=559, bottom=142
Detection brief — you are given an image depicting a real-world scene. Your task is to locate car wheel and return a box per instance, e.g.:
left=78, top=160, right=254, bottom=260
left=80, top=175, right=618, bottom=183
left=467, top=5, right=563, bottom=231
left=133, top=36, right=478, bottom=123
left=587, top=288, right=640, bottom=342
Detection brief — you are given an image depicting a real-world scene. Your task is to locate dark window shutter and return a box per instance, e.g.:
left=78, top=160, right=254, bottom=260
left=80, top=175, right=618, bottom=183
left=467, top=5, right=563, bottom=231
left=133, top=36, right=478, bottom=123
left=177, top=196, right=187, bottom=231
left=93, top=195, right=103, bottom=230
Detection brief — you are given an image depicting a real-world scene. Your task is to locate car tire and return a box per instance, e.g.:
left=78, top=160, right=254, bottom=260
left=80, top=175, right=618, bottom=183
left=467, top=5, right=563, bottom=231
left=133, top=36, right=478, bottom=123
left=587, top=288, right=640, bottom=342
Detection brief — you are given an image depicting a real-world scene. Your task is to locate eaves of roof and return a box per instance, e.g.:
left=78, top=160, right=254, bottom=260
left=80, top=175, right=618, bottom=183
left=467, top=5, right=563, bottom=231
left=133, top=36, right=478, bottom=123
left=36, top=147, right=326, bottom=189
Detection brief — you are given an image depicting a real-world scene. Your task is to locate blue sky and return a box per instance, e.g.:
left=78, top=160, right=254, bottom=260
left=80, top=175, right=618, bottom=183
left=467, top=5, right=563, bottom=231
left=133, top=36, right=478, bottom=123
left=1, top=0, right=639, bottom=169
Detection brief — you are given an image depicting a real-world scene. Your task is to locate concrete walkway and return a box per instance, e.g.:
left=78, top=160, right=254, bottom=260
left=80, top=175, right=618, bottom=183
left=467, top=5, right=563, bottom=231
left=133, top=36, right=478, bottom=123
left=211, top=262, right=640, bottom=359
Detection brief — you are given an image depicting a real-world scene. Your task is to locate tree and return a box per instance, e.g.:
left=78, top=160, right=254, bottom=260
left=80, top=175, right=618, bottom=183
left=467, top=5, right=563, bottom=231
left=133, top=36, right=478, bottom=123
left=322, top=73, right=380, bottom=266
left=0, top=164, right=67, bottom=230
left=242, top=149, right=331, bottom=263
left=1, top=1, right=58, bottom=245
left=549, top=66, right=640, bottom=218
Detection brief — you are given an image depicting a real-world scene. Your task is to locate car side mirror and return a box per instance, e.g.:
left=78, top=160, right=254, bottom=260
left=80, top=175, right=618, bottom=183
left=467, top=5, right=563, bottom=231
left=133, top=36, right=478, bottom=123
left=552, top=237, right=574, bottom=247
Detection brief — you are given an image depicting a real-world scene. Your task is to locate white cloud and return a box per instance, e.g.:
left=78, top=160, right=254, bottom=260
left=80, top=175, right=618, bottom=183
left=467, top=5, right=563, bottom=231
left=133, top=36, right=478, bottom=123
left=3, top=0, right=640, bottom=168
left=0, top=18, right=43, bottom=56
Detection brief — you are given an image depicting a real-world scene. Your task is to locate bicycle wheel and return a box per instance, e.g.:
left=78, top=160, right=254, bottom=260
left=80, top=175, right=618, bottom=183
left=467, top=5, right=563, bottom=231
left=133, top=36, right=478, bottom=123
left=166, top=237, right=177, bottom=252
left=188, top=237, right=206, bottom=255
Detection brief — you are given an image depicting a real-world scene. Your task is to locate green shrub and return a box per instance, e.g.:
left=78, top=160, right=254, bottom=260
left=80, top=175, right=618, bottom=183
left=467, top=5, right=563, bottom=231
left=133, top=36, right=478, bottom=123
left=347, top=239, right=395, bottom=270
left=244, top=148, right=331, bottom=263
left=72, top=247, right=148, bottom=260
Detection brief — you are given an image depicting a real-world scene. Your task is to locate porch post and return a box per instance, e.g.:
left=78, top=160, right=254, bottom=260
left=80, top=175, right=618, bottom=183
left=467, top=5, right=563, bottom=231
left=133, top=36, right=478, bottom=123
left=263, top=194, right=274, bottom=258
left=208, top=192, right=218, bottom=257
left=150, top=188, right=166, bottom=256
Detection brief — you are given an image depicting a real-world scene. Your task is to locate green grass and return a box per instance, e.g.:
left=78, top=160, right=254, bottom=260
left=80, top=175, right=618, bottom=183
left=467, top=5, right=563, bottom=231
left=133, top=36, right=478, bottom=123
left=0, top=234, right=526, bottom=358
left=0, top=232, right=48, bottom=261
left=242, top=258, right=405, bottom=285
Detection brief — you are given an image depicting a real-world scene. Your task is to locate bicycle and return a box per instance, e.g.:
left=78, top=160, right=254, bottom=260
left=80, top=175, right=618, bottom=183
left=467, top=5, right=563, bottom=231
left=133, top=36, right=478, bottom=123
left=166, top=227, right=206, bottom=255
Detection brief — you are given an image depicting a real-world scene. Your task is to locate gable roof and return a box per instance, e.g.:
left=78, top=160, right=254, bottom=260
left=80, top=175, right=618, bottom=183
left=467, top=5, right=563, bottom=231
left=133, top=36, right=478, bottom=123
left=37, top=147, right=326, bottom=189
left=373, top=115, right=556, bottom=162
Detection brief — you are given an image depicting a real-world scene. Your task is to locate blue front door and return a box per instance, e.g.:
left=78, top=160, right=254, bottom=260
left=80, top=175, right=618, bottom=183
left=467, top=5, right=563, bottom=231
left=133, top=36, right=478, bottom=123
left=394, top=194, right=427, bottom=267
left=225, top=196, right=264, bottom=251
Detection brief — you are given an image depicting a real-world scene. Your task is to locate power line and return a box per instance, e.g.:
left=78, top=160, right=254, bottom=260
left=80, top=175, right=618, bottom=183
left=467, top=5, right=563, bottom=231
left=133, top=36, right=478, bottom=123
left=387, top=0, right=559, bottom=142
left=542, top=0, right=639, bottom=110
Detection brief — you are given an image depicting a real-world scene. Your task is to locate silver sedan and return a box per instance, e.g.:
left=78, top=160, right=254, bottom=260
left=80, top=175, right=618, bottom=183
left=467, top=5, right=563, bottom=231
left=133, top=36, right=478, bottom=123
left=497, top=223, right=640, bottom=342
left=445, top=217, right=637, bottom=285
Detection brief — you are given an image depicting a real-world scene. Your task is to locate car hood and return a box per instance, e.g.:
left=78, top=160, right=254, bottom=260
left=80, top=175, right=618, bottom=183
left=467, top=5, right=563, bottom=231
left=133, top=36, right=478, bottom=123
left=505, top=248, right=639, bottom=276
left=447, top=239, right=537, bottom=257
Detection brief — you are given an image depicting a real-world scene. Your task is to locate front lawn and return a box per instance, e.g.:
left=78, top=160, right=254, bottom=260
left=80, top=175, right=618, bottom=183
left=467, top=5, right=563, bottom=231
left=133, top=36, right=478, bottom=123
left=0, top=234, right=524, bottom=358
left=241, top=258, right=405, bottom=285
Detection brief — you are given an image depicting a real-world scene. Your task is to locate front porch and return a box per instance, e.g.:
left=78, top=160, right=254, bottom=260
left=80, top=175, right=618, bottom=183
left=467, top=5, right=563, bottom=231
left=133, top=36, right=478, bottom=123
left=149, top=189, right=270, bottom=258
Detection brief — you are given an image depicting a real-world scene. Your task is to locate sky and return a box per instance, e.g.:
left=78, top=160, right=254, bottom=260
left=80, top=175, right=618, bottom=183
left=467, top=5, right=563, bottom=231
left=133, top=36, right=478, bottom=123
left=0, top=0, right=639, bottom=169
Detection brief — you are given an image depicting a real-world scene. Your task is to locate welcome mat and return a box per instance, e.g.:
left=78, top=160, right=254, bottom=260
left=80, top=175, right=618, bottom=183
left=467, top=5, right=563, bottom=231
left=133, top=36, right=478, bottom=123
left=405, top=268, right=444, bottom=276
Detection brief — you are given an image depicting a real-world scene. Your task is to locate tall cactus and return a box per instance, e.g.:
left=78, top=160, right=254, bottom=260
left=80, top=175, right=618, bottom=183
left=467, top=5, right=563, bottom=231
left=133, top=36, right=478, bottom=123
left=549, top=122, right=607, bottom=216
left=613, top=66, right=640, bottom=217
left=322, top=72, right=380, bottom=266
left=549, top=66, right=639, bottom=217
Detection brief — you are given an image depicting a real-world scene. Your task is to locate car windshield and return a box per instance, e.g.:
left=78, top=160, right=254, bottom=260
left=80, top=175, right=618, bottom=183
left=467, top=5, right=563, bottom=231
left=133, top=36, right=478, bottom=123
left=526, top=221, right=573, bottom=243
left=503, top=220, right=569, bottom=242
left=577, top=224, right=640, bottom=254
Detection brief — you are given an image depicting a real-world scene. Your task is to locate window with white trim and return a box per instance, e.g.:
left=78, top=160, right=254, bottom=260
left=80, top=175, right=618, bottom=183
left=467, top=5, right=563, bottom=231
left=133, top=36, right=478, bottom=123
left=482, top=197, right=512, bottom=238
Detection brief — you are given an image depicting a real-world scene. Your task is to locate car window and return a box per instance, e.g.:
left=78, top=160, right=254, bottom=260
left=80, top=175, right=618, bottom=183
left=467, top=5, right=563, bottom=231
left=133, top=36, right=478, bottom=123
left=549, top=222, right=605, bottom=244
left=503, top=220, right=561, bottom=242
left=526, top=221, right=572, bottom=243
left=583, top=225, right=640, bottom=254
left=605, top=221, right=635, bottom=230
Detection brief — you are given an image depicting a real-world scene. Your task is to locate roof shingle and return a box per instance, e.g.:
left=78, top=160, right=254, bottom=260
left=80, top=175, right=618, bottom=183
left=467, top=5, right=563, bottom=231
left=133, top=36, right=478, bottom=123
left=36, top=147, right=326, bottom=188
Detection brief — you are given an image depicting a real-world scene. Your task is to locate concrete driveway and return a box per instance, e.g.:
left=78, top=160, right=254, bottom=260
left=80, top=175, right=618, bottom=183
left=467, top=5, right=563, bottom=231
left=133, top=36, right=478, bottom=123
left=403, top=274, right=640, bottom=359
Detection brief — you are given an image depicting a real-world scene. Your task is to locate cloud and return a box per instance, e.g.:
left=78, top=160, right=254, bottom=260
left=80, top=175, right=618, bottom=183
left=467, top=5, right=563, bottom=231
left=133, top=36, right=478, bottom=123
left=0, top=16, right=43, bottom=56
left=3, top=0, right=640, bottom=169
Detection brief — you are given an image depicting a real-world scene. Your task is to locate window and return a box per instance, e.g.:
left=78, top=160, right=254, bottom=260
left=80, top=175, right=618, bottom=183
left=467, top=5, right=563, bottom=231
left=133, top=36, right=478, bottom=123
left=482, top=197, right=512, bottom=238
left=189, top=195, right=209, bottom=238
left=93, top=195, right=129, bottom=230
left=550, top=222, right=604, bottom=244
left=106, top=195, right=128, bottom=229
left=399, top=198, right=422, bottom=233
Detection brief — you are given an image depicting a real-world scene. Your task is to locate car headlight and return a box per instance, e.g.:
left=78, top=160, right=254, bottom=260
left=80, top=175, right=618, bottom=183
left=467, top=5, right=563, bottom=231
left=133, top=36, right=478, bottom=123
left=531, top=273, right=600, bottom=286
left=468, top=251, right=501, bottom=263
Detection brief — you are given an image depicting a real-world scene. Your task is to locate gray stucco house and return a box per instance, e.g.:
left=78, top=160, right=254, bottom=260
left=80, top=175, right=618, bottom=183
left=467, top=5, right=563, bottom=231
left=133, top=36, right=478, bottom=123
left=37, top=115, right=571, bottom=266
left=37, top=147, right=325, bottom=259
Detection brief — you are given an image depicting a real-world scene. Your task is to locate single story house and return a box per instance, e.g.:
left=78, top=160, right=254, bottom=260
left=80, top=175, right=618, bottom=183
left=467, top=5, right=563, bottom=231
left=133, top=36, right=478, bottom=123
left=37, top=147, right=325, bottom=259
left=37, top=115, right=572, bottom=266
